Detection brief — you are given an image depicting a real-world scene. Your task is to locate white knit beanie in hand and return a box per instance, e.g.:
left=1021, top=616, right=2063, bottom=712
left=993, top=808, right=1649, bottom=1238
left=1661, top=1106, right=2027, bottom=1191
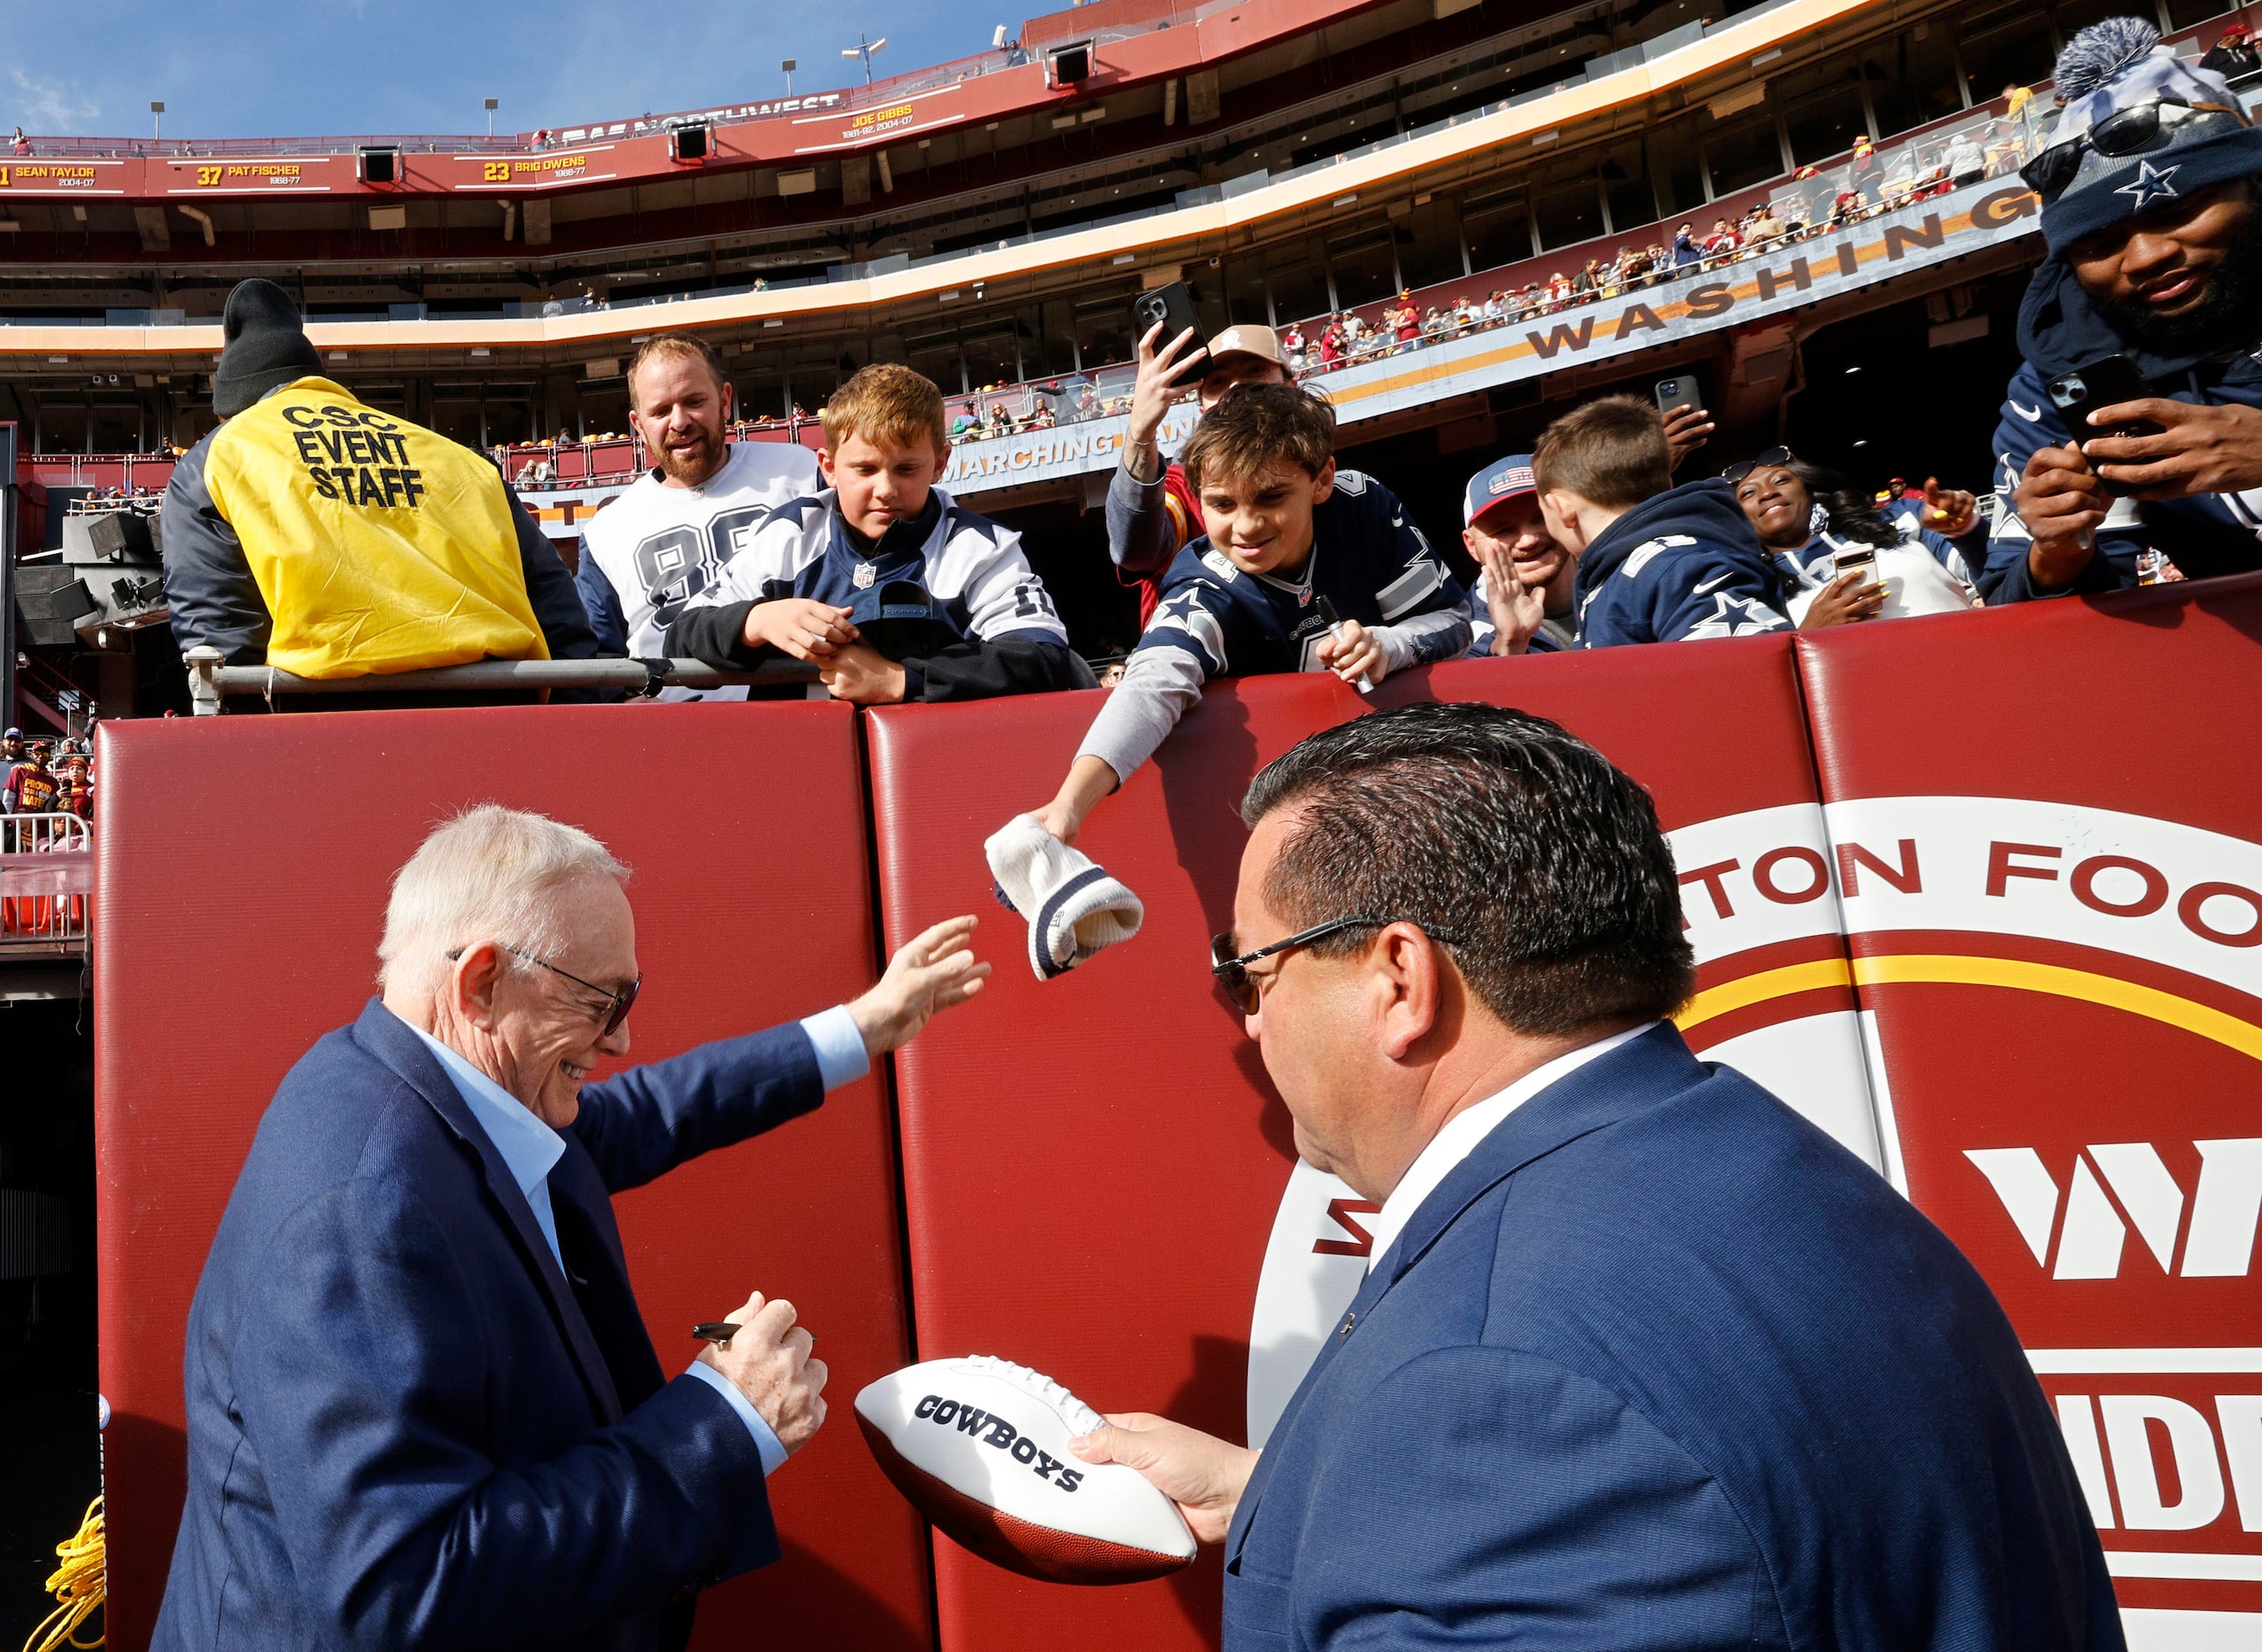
left=985, top=813, right=1145, bottom=981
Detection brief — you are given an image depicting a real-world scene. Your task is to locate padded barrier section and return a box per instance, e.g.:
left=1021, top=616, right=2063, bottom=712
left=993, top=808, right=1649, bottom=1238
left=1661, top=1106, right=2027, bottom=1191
left=1795, top=575, right=2262, bottom=1626
left=867, top=675, right=1365, bottom=1652
left=93, top=703, right=932, bottom=1652
left=865, top=636, right=1881, bottom=1652
left=1373, top=643, right=1881, bottom=1170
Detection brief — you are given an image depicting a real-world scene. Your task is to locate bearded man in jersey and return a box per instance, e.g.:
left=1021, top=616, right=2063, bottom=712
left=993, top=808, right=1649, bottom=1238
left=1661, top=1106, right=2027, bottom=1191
left=575, top=334, right=822, bottom=700
left=1988, top=18, right=2262, bottom=600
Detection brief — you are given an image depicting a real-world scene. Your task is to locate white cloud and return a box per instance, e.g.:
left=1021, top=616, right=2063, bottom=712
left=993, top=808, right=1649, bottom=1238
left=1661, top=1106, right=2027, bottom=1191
left=9, top=67, right=100, bottom=134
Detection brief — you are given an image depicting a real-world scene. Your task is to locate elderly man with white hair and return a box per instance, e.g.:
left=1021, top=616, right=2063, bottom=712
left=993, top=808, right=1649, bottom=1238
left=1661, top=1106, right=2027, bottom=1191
left=152, top=805, right=989, bottom=1652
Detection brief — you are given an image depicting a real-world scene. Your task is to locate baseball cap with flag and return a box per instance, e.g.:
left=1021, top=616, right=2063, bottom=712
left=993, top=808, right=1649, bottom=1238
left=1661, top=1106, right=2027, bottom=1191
left=1463, top=454, right=1538, bottom=527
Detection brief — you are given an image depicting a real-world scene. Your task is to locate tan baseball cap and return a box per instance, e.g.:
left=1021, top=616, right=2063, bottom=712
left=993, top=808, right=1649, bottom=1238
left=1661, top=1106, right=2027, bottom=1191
left=1204, top=324, right=1285, bottom=369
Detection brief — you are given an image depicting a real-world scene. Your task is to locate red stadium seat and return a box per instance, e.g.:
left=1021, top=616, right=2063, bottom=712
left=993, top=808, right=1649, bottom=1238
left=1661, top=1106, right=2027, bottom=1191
left=92, top=703, right=933, bottom=1652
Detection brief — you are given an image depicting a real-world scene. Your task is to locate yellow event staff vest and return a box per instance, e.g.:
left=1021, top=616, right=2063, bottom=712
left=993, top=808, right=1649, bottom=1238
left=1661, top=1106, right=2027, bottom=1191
left=202, top=378, right=550, bottom=678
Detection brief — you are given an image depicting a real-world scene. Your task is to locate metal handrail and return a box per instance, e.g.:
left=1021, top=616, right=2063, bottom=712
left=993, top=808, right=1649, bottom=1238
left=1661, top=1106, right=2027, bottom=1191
left=0, top=814, right=91, bottom=855
left=183, top=647, right=822, bottom=713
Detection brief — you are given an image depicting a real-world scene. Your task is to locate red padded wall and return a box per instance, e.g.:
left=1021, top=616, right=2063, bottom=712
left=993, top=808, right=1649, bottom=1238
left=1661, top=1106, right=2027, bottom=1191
left=1372, top=643, right=1879, bottom=1166
left=93, top=704, right=932, bottom=1652
left=864, top=636, right=1874, bottom=1652
left=867, top=674, right=1363, bottom=1652
left=1796, top=576, right=2262, bottom=1634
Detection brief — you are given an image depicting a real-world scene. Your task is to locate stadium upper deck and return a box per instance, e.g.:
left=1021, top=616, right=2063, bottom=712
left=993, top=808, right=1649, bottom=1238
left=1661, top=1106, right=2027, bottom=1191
left=0, top=0, right=2242, bottom=465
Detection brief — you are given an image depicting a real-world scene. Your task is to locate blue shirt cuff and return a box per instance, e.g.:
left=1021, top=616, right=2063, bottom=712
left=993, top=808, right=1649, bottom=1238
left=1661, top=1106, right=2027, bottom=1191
left=798, top=1004, right=870, bottom=1093
left=684, top=1360, right=787, bottom=1475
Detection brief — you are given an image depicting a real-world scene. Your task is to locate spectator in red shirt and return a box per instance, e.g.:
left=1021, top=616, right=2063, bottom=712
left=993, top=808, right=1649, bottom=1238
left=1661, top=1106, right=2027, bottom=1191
left=1391, top=293, right=1422, bottom=352
left=1105, top=321, right=1292, bottom=625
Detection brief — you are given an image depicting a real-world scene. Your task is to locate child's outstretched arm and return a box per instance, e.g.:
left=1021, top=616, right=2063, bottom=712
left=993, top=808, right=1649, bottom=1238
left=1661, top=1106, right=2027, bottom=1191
left=1032, top=588, right=1219, bottom=842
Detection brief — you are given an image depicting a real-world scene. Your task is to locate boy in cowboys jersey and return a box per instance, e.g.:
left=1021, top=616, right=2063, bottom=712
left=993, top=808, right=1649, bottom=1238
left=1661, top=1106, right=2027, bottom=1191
left=1028, top=383, right=1469, bottom=845
left=666, top=364, right=1086, bottom=702
left=1534, top=396, right=1792, bottom=648
left=574, top=334, right=821, bottom=699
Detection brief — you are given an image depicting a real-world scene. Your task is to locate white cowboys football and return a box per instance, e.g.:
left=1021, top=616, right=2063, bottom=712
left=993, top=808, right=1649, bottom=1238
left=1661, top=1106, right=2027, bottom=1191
left=854, top=1355, right=1198, bottom=1584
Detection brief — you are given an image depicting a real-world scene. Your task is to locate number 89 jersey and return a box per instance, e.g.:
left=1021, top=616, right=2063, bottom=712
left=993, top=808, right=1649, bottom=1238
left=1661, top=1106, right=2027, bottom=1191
left=579, top=441, right=823, bottom=661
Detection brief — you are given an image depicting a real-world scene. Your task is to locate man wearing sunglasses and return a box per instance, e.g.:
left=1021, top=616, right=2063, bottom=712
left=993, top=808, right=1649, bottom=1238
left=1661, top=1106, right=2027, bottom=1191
left=1987, top=18, right=2262, bottom=603
left=1067, top=705, right=2113, bottom=1651
left=156, top=805, right=989, bottom=1652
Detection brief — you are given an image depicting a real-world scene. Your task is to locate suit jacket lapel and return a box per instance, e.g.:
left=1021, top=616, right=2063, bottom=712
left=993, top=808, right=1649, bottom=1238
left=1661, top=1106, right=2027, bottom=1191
left=1226, top=1025, right=1705, bottom=1564
left=352, top=999, right=625, bottom=1423
left=547, top=1148, right=668, bottom=1414
left=1226, top=1258, right=1397, bottom=1563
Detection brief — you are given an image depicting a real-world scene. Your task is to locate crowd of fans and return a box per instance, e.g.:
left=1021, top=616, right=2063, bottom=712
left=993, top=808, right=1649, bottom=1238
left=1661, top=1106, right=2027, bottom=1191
left=0, top=727, right=95, bottom=825
left=130, top=19, right=2262, bottom=756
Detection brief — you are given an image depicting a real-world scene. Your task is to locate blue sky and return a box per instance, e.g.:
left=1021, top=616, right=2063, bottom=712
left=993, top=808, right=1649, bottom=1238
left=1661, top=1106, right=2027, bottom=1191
left=3, top=0, right=1018, bottom=139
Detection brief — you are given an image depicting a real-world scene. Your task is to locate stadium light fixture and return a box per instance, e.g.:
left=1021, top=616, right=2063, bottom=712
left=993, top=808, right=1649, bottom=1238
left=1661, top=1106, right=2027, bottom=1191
left=484, top=97, right=499, bottom=139
left=150, top=101, right=164, bottom=142
left=843, top=33, right=887, bottom=85
left=782, top=59, right=796, bottom=95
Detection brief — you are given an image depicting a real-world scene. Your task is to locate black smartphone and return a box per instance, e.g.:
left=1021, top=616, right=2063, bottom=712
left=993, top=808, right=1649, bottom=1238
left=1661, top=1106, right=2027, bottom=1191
left=1654, top=375, right=1697, bottom=414
left=2044, top=355, right=2161, bottom=494
left=1132, top=281, right=1209, bottom=387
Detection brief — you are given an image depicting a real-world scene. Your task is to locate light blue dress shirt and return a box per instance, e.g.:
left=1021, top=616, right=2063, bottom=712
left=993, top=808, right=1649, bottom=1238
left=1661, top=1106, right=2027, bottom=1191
left=402, top=1004, right=868, bottom=1478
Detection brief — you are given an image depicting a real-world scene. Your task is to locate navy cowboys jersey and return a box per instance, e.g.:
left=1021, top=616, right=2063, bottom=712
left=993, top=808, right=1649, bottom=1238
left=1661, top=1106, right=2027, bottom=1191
left=1572, top=479, right=1790, bottom=649
left=1135, top=471, right=1468, bottom=679
left=677, top=486, right=1070, bottom=648
left=576, top=441, right=822, bottom=659
left=1983, top=355, right=2262, bottom=603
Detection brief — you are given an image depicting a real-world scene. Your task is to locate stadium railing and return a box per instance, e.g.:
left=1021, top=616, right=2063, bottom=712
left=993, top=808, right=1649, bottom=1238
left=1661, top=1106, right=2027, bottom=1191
left=180, top=647, right=821, bottom=713
left=0, top=814, right=92, bottom=956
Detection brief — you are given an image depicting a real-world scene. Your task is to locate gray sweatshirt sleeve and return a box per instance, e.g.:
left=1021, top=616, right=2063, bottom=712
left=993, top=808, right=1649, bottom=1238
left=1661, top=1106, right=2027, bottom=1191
left=1373, top=608, right=1474, bottom=674
left=1106, top=458, right=1179, bottom=575
left=1072, top=647, right=1206, bottom=785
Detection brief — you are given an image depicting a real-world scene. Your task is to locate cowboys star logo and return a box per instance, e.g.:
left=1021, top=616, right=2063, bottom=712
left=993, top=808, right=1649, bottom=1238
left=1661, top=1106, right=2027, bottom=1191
left=2114, top=159, right=2180, bottom=213
left=1147, top=588, right=1227, bottom=670
left=1684, top=592, right=1790, bottom=639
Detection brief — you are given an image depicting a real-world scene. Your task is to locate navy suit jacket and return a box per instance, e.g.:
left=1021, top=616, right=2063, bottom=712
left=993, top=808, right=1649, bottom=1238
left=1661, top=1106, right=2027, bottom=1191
left=154, top=1000, right=827, bottom=1652
left=1222, top=1025, right=2122, bottom=1651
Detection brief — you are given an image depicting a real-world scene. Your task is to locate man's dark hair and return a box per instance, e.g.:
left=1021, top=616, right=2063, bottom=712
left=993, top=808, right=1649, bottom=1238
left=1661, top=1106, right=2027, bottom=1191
left=1240, top=702, right=1694, bottom=1035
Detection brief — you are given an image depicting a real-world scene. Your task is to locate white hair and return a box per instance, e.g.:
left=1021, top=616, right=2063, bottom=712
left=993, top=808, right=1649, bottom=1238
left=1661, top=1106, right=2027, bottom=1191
left=377, top=804, right=630, bottom=996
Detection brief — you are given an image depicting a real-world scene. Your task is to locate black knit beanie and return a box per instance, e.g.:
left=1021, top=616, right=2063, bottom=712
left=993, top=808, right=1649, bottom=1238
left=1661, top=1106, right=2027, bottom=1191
left=212, top=279, right=323, bottom=417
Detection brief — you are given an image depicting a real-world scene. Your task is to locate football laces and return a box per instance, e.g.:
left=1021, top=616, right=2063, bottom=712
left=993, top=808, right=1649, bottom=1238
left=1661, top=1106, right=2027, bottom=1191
left=963, top=1355, right=1104, bottom=1436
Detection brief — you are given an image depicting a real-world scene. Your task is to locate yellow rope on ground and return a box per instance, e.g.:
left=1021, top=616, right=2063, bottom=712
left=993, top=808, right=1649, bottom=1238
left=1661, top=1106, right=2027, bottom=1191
left=21, top=1496, right=103, bottom=1652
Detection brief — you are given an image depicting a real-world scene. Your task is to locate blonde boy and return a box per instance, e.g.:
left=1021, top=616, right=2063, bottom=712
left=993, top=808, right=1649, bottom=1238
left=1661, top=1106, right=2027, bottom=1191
left=668, top=363, right=1085, bottom=702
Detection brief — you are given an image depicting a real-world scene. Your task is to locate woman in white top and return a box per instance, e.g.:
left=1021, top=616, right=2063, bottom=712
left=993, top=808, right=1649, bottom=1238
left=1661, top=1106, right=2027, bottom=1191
left=1731, top=456, right=1982, bottom=627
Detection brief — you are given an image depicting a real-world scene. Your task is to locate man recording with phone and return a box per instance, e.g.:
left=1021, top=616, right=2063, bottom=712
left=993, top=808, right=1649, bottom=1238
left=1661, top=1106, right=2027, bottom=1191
left=1989, top=18, right=2262, bottom=602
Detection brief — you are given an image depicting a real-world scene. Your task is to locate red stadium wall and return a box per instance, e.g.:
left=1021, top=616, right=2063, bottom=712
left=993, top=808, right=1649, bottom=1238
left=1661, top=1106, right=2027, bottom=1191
left=92, top=703, right=933, bottom=1652
left=92, top=579, right=2262, bottom=1648
left=0, top=0, right=1387, bottom=210
left=1798, top=577, right=2262, bottom=1628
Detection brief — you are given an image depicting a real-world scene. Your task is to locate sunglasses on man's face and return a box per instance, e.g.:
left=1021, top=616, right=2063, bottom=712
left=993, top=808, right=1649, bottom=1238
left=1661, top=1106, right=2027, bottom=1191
left=2021, top=97, right=2248, bottom=200
left=1721, top=447, right=1795, bottom=485
left=1210, top=915, right=1465, bottom=1014
left=448, top=942, right=641, bottom=1037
